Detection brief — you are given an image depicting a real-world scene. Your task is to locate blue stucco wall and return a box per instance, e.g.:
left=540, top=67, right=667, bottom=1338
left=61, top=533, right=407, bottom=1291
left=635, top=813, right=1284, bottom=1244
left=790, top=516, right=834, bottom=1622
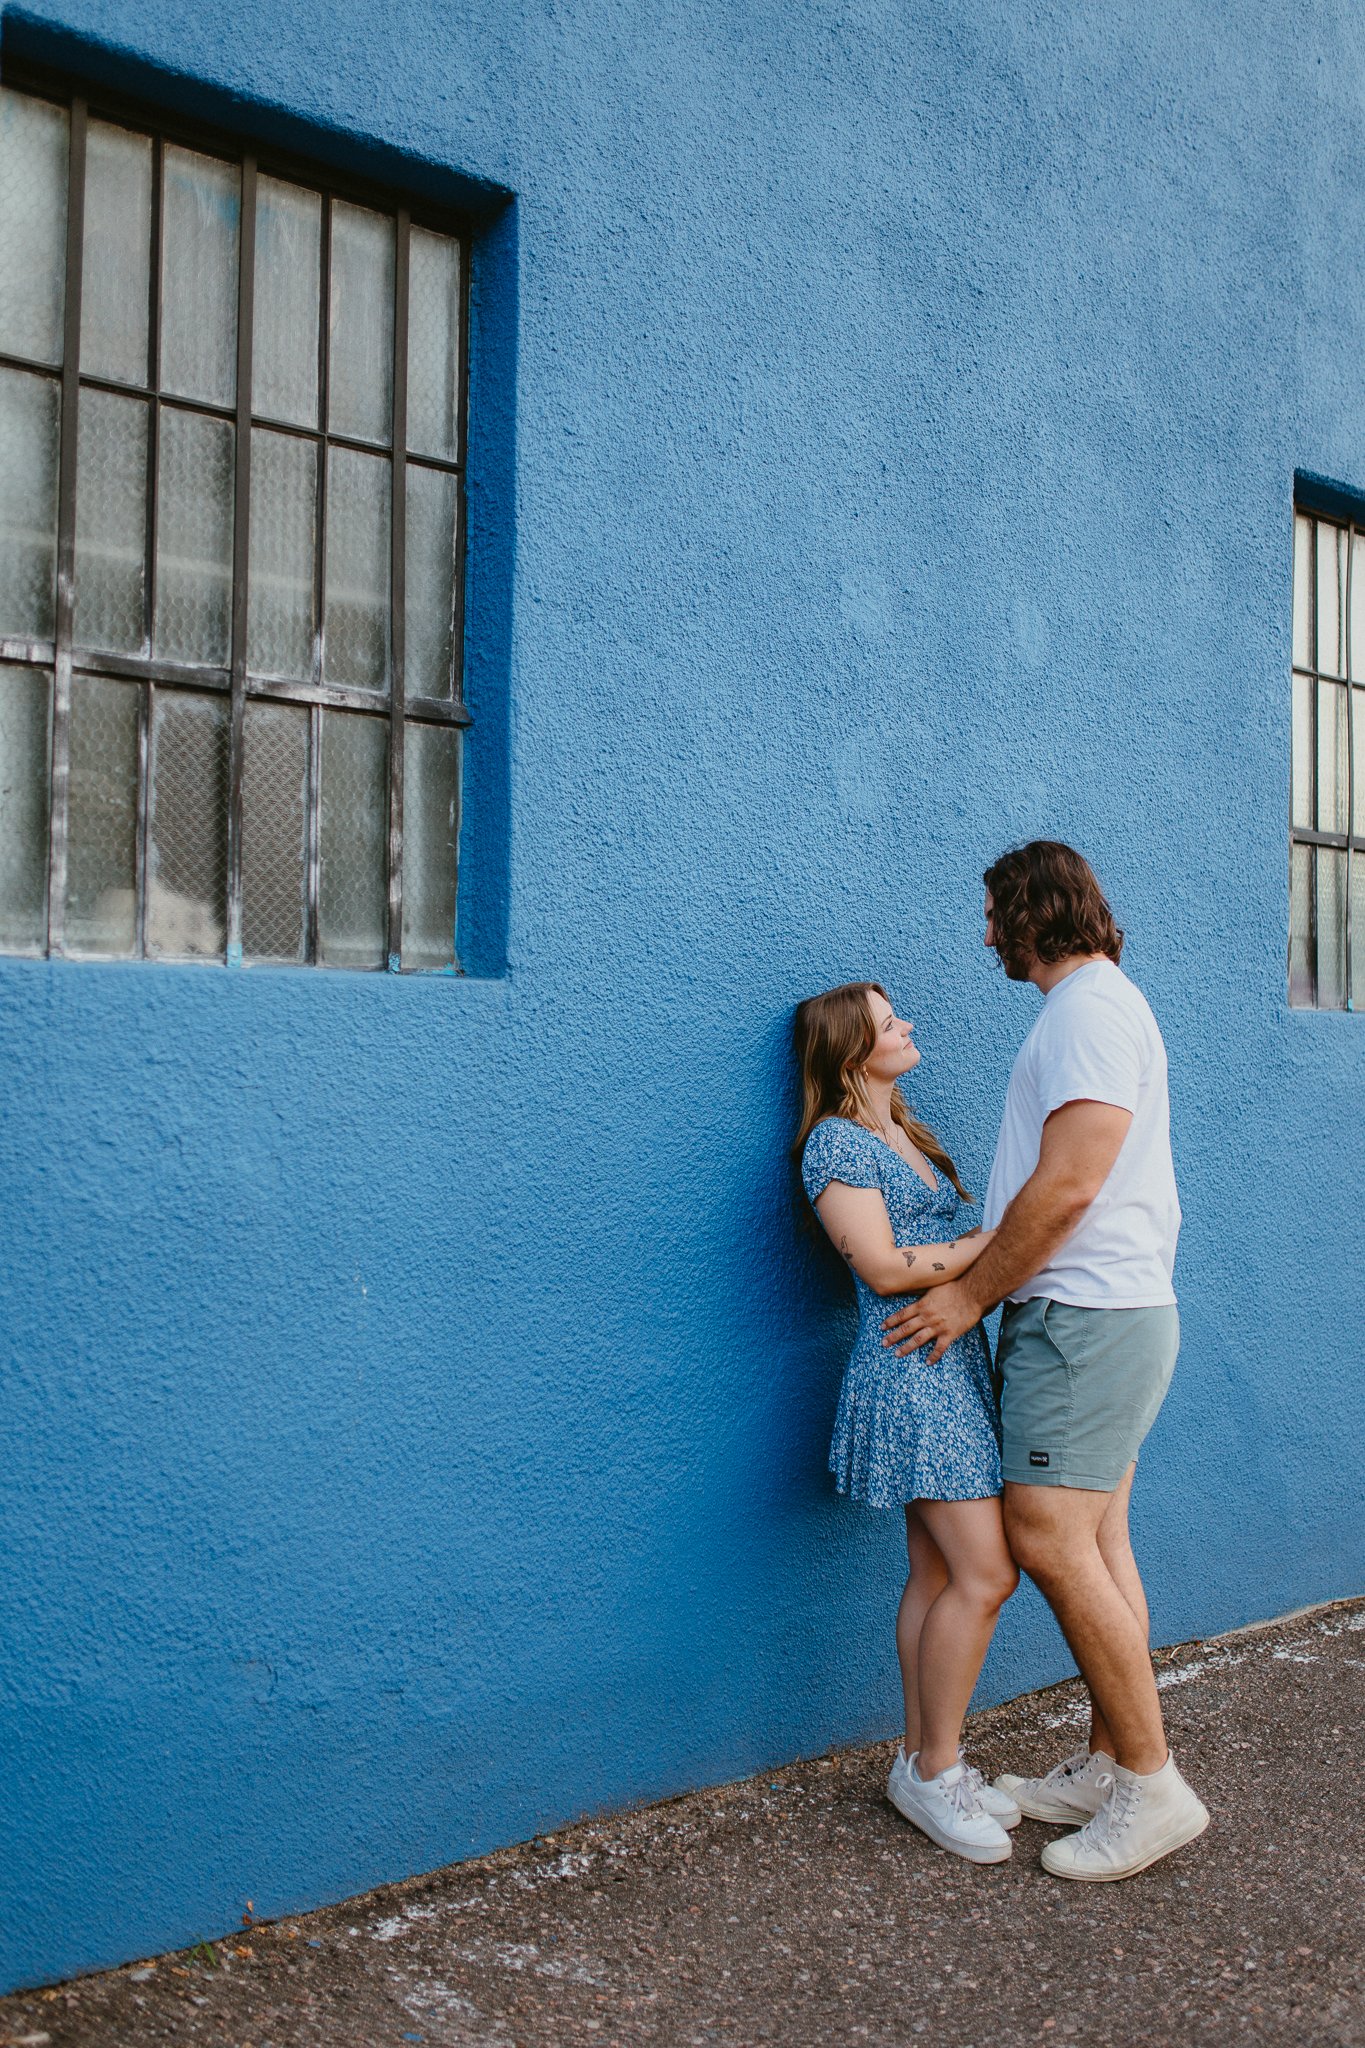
left=3, top=0, right=1364, bottom=1992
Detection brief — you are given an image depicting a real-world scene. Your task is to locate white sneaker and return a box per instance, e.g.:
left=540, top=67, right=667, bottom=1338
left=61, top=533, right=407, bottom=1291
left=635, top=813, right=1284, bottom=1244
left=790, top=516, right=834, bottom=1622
left=992, top=1746, right=1116, bottom=1823
left=958, top=1751, right=1022, bottom=1828
left=887, top=1748, right=1013, bottom=1864
left=1040, top=1755, right=1210, bottom=1882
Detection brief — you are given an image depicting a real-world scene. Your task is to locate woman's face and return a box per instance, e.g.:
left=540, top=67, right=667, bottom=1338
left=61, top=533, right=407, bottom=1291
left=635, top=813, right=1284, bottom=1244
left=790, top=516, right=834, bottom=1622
left=863, top=991, right=920, bottom=1083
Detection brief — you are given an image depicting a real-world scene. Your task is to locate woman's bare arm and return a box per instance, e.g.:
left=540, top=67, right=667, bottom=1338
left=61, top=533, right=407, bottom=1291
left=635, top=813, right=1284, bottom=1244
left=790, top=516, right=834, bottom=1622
left=813, top=1181, right=995, bottom=1299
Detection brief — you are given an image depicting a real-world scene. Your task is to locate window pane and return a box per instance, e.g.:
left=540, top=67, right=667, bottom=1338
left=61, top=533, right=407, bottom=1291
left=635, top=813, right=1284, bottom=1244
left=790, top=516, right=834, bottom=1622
left=0, top=663, right=51, bottom=953
left=0, top=89, right=68, bottom=367
left=1289, top=842, right=1312, bottom=1006
left=81, top=121, right=152, bottom=386
left=1352, top=857, right=1365, bottom=1013
left=146, top=690, right=227, bottom=958
left=1354, top=688, right=1365, bottom=840
left=241, top=699, right=309, bottom=963
left=247, top=428, right=317, bottom=677
left=1317, top=679, right=1349, bottom=836
left=1290, top=672, right=1313, bottom=831
left=407, top=227, right=460, bottom=461
left=160, top=148, right=239, bottom=409
left=406, top=464, right=457, bottom=697
left=64, top=675, right=139, bottom=956
left=155, top=408, right=234, bottom=664
left=328, top=201, right=393, bottom=444
left=253, top=176, right=321, bottom=428
left=1316, top=520, right=1346, bottom=677
left=1316, top=847, right=1347, bottom=1009
left=324, top=446, right=390, bottom=688
left=0, top=366, right=60, bottom=640
left=402, top=722, right=459, bottom=969
left=1352, top=533, right=1365, bottom=682
left=318, top=709, right=386, bottom=967
left=74, top=388, right=148, bottom=653
left=1293, top=512, right=1312, bottom=672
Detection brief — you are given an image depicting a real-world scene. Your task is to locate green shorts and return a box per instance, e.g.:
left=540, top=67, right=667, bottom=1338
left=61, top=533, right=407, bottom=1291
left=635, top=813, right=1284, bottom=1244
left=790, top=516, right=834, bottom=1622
left=996, top=1298, right=1179, bottom=1492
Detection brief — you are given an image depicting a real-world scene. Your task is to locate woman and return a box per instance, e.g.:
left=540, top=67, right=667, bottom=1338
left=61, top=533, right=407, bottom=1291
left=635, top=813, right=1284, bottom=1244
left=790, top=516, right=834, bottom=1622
left=793, top=981, right=1020, bottom=1863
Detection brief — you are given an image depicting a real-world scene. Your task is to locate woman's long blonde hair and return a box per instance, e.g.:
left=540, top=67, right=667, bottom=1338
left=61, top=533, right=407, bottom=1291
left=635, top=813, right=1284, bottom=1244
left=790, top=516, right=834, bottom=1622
left=791, top=981, right=972, bottom=1201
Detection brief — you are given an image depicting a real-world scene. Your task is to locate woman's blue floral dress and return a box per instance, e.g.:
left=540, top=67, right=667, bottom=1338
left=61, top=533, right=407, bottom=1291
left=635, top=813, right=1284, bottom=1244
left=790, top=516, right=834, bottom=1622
left=802, top=1117, right=1002, bottom=1507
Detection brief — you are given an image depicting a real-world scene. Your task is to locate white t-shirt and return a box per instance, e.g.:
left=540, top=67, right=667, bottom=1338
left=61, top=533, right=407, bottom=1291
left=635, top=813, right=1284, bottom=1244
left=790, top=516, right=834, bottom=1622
left=983, top=958, right=1181, bottom=1308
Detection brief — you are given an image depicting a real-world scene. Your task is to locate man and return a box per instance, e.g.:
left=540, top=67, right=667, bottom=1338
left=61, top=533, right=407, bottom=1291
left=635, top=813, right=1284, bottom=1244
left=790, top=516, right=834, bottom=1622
left=882, top=840, right=1208, bottom=1881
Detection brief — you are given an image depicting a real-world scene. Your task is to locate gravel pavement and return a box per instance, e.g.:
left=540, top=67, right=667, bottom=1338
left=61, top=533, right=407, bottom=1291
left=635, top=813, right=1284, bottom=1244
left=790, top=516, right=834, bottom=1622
left=7, top=1598, right=1363, bottom=2048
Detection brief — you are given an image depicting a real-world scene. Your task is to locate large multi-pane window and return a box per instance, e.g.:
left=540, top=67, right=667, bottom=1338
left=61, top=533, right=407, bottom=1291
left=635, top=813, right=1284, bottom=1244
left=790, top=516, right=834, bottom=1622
left=0, top=79, right=468, bottom=970
left=1291, top=506, right=1365, bottom=1009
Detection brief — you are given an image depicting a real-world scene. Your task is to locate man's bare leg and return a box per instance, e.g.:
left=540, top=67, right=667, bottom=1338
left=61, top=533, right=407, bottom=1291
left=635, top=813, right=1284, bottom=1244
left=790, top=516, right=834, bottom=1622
left=1003, top=1478, right=1167, bottom=1775
left=1087, top=1463, right=1149, bottom=1758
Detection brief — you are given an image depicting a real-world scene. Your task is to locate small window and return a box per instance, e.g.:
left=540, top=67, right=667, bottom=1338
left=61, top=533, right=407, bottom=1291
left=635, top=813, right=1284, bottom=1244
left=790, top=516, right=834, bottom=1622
left=0, top=80, right=468, bottom=970
left=1290, top=505, right=1365, bottom=1008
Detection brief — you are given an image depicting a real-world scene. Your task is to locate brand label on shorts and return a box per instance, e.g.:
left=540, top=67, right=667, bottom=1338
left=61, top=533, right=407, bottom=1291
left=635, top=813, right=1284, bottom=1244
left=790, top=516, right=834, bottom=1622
left=1029, top=1450, right=1050, bottom=1467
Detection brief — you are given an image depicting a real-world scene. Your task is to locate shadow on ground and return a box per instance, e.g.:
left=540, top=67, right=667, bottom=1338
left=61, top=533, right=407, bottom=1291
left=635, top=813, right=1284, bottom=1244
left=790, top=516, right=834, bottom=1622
left=7, top=1599, right=1364, bottom=2048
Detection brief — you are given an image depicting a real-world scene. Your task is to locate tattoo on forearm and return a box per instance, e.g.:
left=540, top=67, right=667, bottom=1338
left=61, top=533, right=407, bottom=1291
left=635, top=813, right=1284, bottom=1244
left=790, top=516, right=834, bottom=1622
left=902, top=1251, right=917, bottom=1271
left=932, top=1262, right=945, bottom=1272
left=839, top=1234, right=855, bottom=1265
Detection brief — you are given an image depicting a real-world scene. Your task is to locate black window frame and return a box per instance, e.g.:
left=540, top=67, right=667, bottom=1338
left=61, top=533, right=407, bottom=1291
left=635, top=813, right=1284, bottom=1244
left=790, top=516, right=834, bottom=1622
left=0, top=64, right=472, bottom=971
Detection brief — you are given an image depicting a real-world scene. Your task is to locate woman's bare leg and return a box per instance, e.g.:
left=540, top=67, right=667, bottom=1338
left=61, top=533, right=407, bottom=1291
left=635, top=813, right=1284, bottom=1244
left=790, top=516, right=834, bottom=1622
left=898, top=1506, right=949, bottom=1755
left=913, top=1497, right=1019, bottom=1779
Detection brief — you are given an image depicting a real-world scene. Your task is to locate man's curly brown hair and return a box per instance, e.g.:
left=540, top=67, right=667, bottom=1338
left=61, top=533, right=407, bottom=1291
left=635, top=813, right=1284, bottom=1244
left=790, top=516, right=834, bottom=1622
left=983, top=841, right=1123, bottom=981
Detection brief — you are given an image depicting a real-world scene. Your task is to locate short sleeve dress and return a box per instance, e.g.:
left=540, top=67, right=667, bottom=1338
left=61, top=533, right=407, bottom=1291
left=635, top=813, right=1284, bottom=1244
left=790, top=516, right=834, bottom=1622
left=802, top=1117, right=1002, bottom=1507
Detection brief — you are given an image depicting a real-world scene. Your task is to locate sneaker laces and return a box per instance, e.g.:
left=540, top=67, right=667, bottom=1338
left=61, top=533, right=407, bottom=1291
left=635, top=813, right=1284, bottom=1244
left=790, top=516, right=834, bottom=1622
left=939, top=1767, right=984, bottom=1821
left=958, top=1759, right=992, bottom=1805
left=1041, top=1747, right=1091, bottom=1790
left=1078, top=1769, right=1141, bottom=1848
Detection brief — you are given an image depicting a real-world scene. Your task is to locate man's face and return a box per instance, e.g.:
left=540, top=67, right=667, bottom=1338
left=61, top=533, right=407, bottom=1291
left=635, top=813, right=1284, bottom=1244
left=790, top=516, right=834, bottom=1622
left=983, top=891, right=996, bottom=954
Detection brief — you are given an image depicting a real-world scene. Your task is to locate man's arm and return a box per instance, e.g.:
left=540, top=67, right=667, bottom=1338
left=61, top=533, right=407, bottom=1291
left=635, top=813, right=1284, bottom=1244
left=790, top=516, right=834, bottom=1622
left=880, top=1098, right=1134, bottom=1362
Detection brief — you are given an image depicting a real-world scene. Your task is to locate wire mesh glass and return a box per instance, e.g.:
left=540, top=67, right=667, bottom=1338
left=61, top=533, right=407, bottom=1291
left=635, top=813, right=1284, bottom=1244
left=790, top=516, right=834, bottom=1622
left=0, top=365, right=60, bottom=640
left=247, top=428, right=318, bottom=678
left=64, top=673, right=140, bottom=955
left=1314, top=847, right=1347, bottom=1009
left=252, top=176, right=321, bottom=429
left=406, top=464, right=458, bottom=697
left=328, top=200, right=394, bottom=445
left=73, top=386, right=148, bottom=653
left=407, top=226, right=460, bottom=461
left=324, top=446, right=390, bottom=688
left=401, top=721, right=460, bottom=969
left=159, top=146, right=240, bottom=409
left=1315, top=520, right=1347, bottom=678
left=0, top=663, right=52, bottom=954
left=154, top=407, right=234, bottom=664
left=1288, top=843, right=1312, bottom=1007
left=80, top=120, right=152, bottom=386
left=1316, top=680, right=1349, bottom=837
left=0, top=87, right=68, bottom=368
left=241, top=699, right=309, bottom=963
left=146, top=689, right=228, bottom=958
left=317, top=709, right=387, bottom=968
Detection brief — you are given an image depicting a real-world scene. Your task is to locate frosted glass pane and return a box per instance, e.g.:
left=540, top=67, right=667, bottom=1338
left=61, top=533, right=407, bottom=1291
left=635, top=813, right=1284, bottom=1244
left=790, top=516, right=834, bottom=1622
left=1315, top=848, right=1346, bottom=1009
left=1316, top=520, right=1345, bottom=677
left=0, top=89, right=67, bottom=367
left=160, top=148, right=239, bottom=408
left=1354, top=690, right=1365, bottom=839
left=241, top=699, right=308, bottom=963
left=402, top=722, right=459, bottom=969
left=253, top=177, right=320, bottom=428
left=146, top=690, right=227, bottom=958
left=324, top=446, right=389, bottom=688
left=0, top=663, right=51, bottom=953
left=328, top=201, right=393, bottom=444
left=0, top=367, right=60, bottom=639
left=74, top=389, right=148, bottom=653
left=1352, top=533, right=1365, bottom=682
left=318, top=709, right=386, bottom=967
left=406, top=464, right=457, bottom=697
left=155, top=408, right=234, bottom=663
left=1290, top=673, right=1312, bottom=831
left=407, top=227, right=460, bottom=460
left=1292, top=513, right=1311, bottom=672
left=1289, top=843, right=1312, bottom=1006
left=81, top=121, right=152, bottom=385
left=247, top=429, right=317, bottom=677
left=65, top=675, right=139, bottom=955
left=1317, top=680, right=1348, bottom=835
left=1352, top=858, right=1365, bottom=1013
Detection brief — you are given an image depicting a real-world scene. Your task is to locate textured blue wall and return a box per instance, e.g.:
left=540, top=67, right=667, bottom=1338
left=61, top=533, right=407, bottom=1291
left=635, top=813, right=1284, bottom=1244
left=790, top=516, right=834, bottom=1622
left=3, top=0, right=1364, bottom=1992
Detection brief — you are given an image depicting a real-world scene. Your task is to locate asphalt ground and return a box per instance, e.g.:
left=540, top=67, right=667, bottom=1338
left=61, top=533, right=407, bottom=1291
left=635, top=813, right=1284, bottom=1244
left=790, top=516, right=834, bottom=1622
left=7, top=1597, right=1364, bottom=2048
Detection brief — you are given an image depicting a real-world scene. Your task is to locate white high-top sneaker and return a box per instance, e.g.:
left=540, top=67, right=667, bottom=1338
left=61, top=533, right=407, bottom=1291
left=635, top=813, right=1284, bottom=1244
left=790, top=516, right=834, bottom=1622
left=992, top=1746, right=1116, bottom=1823
left=1040, top=1755, right=1210, bottom=1881
left=887, top=1748, right=1013, bottom=1864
